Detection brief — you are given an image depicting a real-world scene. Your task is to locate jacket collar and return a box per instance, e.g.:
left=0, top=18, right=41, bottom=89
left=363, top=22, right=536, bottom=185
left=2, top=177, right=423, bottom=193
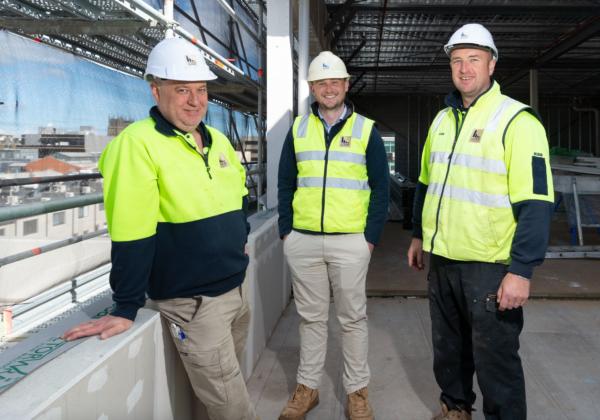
left=150, top=106, right=212, bottom=147
left=445, top=79, right=499, bottom=111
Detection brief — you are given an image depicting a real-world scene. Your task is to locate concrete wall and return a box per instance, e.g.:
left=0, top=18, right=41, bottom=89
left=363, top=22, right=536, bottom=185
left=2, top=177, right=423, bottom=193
left=0, top=213, right=290, bottom=420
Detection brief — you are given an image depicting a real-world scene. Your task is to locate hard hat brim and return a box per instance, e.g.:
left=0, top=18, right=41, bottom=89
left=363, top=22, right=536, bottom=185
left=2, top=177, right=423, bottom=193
left=307, top=72, right=351, bottom=82
left=444, top=43, right=498, bottom=60
left=144, top=69, right=218, bottom=82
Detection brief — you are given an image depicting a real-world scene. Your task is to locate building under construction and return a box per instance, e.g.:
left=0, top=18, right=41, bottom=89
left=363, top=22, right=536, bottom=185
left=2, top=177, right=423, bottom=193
left=0, top=1, right=599, bottom=419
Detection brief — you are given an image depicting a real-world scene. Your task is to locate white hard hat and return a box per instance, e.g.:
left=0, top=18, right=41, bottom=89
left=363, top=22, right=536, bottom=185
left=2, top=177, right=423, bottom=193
left=144, top=37, right=217, bottom=81
left=307, top=51, right=350, bottom=82
left=444, top=23, right=498, bottom=60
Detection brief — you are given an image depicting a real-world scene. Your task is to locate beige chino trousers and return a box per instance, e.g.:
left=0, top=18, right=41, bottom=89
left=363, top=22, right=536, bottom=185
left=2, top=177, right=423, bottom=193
left=284, top=230, right=372, bottom=394
left=156, top=282, right=256, bottom=420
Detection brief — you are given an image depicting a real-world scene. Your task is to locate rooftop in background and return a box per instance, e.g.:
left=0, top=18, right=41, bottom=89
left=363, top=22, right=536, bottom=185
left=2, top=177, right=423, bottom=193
left=323, top=0, right=600, bottom=97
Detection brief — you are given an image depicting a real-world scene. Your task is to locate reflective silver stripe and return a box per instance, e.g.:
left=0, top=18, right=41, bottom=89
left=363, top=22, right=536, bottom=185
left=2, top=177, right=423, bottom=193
left=296, top=151, right=325, bottom=161
left=428, top=182, right=510, bottom=208
left=296, top=114, right=310, bottom=138
left=430, top=152, right=506, bottom=174
left=486, top=98, right=518, bottom=131
left=431, top=108, right=449, bottom=132
left=329, top=151, right=366, bottom=164
left=352, top=114, right=366, bottom=138
left=298, top=177, right=370, bottom=190
left=296, top=151, right=366, bottom=165
left=430, top=151, right=450, bottom=165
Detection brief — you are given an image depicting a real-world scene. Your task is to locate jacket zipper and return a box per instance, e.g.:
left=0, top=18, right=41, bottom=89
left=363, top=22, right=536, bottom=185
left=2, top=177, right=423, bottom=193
left=320, top=126, right=332, bottom=233
left=182, top=134, right=212, bottom=180
left=430, top=108, right=466, bottom=252
left=200, top=150, right=212, bottom=179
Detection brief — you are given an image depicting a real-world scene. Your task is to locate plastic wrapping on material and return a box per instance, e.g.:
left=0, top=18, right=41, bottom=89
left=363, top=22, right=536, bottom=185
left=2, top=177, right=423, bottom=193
left=0, top=31, right=153, bottom=136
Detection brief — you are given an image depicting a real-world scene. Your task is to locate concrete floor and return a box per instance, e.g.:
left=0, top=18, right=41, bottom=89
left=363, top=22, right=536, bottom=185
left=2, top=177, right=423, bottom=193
left=248, top=221, right=600, bottom=419
left=247, top=298, right=600, bottom=420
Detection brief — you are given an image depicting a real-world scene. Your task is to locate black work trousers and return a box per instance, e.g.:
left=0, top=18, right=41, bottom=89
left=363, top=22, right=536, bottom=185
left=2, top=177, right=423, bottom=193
left=428, top=254, right=526, bottom=420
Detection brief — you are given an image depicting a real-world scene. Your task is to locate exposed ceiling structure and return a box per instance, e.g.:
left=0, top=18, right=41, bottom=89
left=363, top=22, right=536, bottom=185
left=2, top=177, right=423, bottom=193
left=0, top=0, right=263, bottom=111
left=323, top=0, right=600, bottom=98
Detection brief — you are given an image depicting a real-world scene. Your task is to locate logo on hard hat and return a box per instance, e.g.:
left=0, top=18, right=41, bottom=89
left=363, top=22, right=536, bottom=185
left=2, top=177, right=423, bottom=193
left=460, top=32, right=467, bottom=39
left=322, top=63, right=330, bottom=69
left=186, top=55, right=197, bottom=66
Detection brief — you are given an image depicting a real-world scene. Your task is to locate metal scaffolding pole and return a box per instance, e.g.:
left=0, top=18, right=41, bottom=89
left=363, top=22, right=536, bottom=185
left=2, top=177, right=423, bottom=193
left=298, top=0, right=310, bottom=116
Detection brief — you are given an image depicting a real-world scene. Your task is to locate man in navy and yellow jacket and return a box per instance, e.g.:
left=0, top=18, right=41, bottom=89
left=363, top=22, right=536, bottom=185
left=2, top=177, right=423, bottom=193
left=408, top=24, right=554, bottom=420
left=63, top=37, right=256, bottom=420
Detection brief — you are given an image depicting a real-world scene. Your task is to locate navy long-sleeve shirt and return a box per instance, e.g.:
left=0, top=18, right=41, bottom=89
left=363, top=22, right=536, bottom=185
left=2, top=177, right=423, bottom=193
left=278, top=102, right=390, bottom=245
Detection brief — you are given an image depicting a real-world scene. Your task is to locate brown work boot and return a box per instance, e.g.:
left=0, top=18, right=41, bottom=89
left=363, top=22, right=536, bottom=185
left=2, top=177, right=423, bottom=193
left=346, top=387, right=374, bottom=420
left=278, top=384, right=319, bottom=420
left=431, top=402, right=472, bottom=420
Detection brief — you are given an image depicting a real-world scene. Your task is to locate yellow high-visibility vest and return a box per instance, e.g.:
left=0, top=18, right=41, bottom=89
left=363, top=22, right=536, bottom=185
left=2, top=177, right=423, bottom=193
left=292, top=112, right=374, bottom=233
left=420, top=82, right=554, bottom=262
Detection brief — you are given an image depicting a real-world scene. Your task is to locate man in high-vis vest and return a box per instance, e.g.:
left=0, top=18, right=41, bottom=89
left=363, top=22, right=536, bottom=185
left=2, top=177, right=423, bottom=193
left=63, top=37, right=257, bottom=420
left=408, top=24, right=554, bottom=420
left=278, top=51, right=389, bottom=420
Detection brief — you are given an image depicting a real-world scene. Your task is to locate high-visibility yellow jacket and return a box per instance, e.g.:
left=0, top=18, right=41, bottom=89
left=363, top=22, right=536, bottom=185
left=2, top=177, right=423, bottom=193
left=419, top=82, right=554, bottom=265
left=100, top=107, right=249, bottom=320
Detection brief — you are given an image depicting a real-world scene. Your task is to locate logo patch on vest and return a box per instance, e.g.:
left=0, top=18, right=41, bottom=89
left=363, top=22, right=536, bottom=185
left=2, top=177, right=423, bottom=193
left=469, top=129, right=484, bottom=143
left=339, top=136, right=351, bottom=147
left=219, top=153, right=229, bottom=168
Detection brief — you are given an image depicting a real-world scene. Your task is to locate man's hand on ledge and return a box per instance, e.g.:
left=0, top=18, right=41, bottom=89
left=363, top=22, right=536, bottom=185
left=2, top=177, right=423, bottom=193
left=62, top=315, right=133, bottom=341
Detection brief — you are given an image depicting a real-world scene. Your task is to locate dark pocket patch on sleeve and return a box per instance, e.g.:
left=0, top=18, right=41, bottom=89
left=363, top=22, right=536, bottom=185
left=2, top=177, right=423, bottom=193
left=532, top=156, right=548, bottom=195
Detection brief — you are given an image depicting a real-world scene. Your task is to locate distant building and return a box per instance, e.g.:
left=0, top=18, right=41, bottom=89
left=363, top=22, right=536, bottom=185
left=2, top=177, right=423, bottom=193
left=0, top=148, right=37, bottom=162
left=24, top=156, right=81, bottom=174
left=52, top=152, right=100, bottom=172
left=19, top=132, right=112, bottom=157
left=21, top=133, right=85, bottom=158
left=0, top=148, right=38, bottom=173
left=84, top=134, right=112, bottom=153
left=108, top=117, right=134, bottom=136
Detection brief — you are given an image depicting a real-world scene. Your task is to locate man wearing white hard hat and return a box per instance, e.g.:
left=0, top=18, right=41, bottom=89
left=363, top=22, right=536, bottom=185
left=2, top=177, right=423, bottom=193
left=63, top=37, right=257, bottom=420
left=277, top=51, right=389, bottom=420
left=407, top=23, right=553, bottom=420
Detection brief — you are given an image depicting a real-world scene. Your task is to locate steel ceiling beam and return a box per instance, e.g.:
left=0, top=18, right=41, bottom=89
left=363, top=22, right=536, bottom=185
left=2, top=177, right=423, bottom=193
left=346, top=37, right=366, bottom=63
left=326, top=4, right=600, bottom=17
left=373, top=0, right=387, bottom=93
left=349, top=71, right=365, bottom=91
left=331, top=8, right=357, bottom=49
left=0, top=18, right=148, bottom=35
left=347, top=60, right=600, bottom=72
left=502, top=17, right=600, bottom=87
left=324, top=0, right=356, bottom=35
